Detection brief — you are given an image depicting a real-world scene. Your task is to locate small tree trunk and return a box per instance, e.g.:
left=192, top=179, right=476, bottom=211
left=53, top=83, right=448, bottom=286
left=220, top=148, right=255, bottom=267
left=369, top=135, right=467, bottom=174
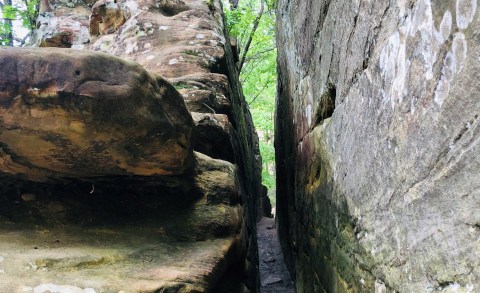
left=229, top=0, right=239, bottom=9
left=238, top=0, right=264, bottom=72
left=1, top=0, right=14, bottom=46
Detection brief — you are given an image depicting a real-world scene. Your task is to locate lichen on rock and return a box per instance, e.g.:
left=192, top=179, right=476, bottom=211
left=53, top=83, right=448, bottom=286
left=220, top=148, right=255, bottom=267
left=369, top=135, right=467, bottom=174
left=276, top=0, right=480, bottom=292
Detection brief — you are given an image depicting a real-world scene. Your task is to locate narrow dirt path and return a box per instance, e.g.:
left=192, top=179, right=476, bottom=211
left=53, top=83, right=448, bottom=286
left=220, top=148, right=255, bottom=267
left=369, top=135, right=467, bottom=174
left=257, top=217, right=296, bottom=293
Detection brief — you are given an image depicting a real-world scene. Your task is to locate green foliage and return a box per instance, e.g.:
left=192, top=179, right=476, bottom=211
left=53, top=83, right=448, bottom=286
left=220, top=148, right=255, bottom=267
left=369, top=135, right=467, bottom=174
left=260, top=139, right=275, bottom=187
left=0, top=0, right=38, bottom=46
left=223, top=0, right=277, bottom=193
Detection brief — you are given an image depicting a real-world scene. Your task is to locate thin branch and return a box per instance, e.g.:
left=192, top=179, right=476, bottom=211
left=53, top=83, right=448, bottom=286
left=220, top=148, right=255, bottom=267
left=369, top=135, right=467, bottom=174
left=238, top=0, right=264, bottom=72
left=252, top=46, right=276, bottom=55
left=248, top=79, right=272, bottom=105
left=245, top=48, right=276, bottom=64
left=15, top=31, right=31, bottom=46
left=239, top=62, right=256, bottom=84
left=243, top=47, right=276, bottom=63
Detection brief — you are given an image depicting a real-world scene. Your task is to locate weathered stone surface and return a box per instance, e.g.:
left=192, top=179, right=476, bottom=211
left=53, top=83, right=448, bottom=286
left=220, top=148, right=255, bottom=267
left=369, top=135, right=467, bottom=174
left=194, top=152, right=239, bottom=205
left=182, top=89, right=228, bottom=114
left=2, top=0, right=262, bottom=292
left=276, top=0, right=480, bottom=292
left=260, top=185, right=272, bottom=218
left=192, top=112, right=235, bottom=163
left=0, top=47, right=194, bottom=180
left=89, top=0, right=129, bottom=36
left=172, top=73, right=233, bottom=118
left=0, top=154, right=243, bottom=292
left=34, top=0, right=231, bottom=78
left=35, top=10, right=91, bottom=49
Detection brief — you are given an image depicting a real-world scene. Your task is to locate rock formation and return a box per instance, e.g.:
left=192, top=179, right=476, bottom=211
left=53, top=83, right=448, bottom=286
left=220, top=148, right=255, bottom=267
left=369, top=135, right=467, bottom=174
left=0, top=0, right=261, bottom=292
left=276, top=0, right=480, bottom=292
left=0, top=47, right=194, bottom=180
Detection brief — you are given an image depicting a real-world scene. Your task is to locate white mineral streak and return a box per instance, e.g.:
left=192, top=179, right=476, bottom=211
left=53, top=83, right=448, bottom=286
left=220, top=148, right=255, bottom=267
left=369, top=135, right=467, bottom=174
left=379, top=31, right=406, bottom=110
left=456, top=0, right=478, bottom=29
left=452, top=32, right=468, bottom=74
left=381, top=0, right=476, bottom=109
left=438, top=10, right=452, bottom=43
left=434, top=31, right=468, bottom=106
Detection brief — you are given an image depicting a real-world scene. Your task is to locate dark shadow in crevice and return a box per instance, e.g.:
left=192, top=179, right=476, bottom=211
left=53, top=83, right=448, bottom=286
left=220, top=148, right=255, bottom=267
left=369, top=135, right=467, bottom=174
left=313, top=83, right=336, bottom=126
left=0, top=174, right=201, bottom=229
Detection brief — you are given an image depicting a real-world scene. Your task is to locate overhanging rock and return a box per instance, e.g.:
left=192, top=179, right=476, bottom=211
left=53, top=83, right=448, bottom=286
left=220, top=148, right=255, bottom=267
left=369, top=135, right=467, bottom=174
left=0, top=0, right=262, bottom=292
left=0, top=47, right=194, bottom=180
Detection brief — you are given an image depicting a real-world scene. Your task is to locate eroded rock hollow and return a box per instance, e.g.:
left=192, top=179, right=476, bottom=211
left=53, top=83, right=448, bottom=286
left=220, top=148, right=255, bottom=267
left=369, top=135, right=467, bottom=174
left=0, top=0, right=262, bottom=292
left=276, top=0, right=480, bottom=292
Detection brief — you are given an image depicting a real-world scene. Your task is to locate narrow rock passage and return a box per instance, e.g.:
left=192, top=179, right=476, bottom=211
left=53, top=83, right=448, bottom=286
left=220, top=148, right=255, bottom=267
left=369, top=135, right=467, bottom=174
left=257, top=217, right=296, bottom=293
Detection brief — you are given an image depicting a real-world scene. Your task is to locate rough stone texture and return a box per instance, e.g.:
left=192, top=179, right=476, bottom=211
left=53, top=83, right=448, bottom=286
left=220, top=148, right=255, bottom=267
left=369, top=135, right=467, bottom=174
left=276, top=0, right=480, bottom=292
left=261, top=185, right=272, bottom=218
left=0, top=0, right=261, bottom=291
left=0, top=47, right=194, bottom=180
left=257, top=217, right=295, bottom=293
left=192, top=112, right=235, bottom=163
left=0, top=153, right=244, bottom=292
left=33, top=0, right=241, bottom=170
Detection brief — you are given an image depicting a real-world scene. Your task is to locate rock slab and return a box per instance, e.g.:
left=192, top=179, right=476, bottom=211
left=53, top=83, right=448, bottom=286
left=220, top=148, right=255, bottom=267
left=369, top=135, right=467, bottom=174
left=276, top=0, right=480, bottom=292
left=0, top=47, right=194, bottom=180
left=0, top=0, right=262, bottom=291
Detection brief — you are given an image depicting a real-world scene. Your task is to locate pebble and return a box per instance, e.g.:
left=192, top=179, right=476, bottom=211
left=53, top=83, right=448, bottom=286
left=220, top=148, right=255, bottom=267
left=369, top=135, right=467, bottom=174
left=263, top=277, right=283, bottom=286
left=263, top=257, right=276, bottom=263
left=21, top=193, right=36, bottom=202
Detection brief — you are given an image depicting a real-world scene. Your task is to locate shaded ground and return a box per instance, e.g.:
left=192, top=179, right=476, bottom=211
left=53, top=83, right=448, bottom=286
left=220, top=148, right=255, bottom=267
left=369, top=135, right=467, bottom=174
left=257, top=217, right=296, bottom=293
left=0, top=179, right=243, bottom=292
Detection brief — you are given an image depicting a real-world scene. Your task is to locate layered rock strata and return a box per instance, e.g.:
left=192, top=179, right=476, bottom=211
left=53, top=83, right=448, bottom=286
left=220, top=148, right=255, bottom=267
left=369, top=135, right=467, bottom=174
left=0, top=0, right=261, bottom=291
left=0, top=47, right=194, bottom=179
left=276, top=0, right=480, bottom=292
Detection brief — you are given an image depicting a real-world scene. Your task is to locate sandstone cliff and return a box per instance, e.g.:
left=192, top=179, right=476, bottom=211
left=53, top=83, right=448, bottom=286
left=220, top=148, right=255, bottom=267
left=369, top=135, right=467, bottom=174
left=276, top=0, right=480, bottom=292
left=0, top=0, right=262, bottom=292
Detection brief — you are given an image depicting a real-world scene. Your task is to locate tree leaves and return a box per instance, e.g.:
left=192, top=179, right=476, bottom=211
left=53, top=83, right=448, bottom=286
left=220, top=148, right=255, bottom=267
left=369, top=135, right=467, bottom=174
left=0, top=0, right=38, bottom=46
left=224, top=0, right=277, bottom=190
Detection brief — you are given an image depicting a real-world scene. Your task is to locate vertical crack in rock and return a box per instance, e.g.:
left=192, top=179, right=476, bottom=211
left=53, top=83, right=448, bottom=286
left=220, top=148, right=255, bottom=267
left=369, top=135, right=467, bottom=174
left=276, top=0, right=480, bottom=292
left=313, top=83, right=336, bottom=127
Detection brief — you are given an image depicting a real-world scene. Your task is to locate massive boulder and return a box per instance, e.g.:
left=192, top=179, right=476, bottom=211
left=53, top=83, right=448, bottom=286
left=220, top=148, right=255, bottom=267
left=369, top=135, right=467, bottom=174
left=0, top=47, right=194, bottom=180
left=0, top=0, right=262, bottom=292
left=276, top=0, right=480, bottom=292
left=33, top=0, right=241, bottom=167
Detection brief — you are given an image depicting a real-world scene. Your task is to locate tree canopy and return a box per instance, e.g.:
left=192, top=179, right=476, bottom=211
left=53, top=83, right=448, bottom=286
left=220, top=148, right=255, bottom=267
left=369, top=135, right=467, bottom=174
left=0, top=0, right=38, bottom=46
left=224, top=0, right=277, bottom=196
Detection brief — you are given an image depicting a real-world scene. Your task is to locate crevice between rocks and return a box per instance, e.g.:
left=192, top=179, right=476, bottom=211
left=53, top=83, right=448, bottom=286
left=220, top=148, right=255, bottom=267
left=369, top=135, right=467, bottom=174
left=313, top=83, right=336, bottom=127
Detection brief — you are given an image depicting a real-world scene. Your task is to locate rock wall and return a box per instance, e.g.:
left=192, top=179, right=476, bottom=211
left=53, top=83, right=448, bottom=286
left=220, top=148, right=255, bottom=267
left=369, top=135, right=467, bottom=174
left=276, top=0, right=480, bottom=292
left=0, top=0, right=261, bottom=292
